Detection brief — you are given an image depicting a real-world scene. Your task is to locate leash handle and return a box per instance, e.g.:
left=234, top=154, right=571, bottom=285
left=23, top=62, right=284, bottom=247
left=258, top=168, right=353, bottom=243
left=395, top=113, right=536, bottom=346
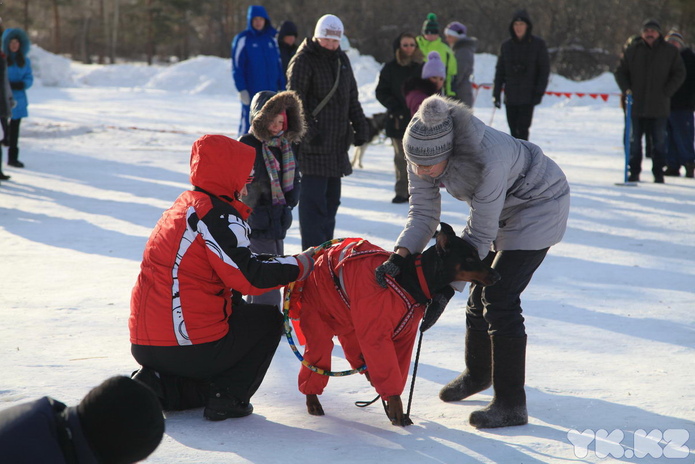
left=355, top=395, right=380, bottom=408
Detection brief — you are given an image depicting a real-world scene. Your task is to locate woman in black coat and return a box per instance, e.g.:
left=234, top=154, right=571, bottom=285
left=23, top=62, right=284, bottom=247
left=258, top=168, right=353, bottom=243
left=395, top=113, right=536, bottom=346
left=287, top=14, right=369, bottom=249
left=376, top=32, right=424, bottom=204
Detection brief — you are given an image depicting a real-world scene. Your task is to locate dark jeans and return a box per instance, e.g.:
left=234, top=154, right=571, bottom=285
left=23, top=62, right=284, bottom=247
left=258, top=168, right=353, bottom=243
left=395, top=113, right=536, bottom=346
left=666, top=110, right=695, bottom=168
left=132, top=303, right=283, bottom=403
left=298, top=174, right=341, bottom=249
left=505, top=104, right=535, bottom=140
left=466, top=248, right=549, bottom=338
left=629, top=116, right=667, bottom=176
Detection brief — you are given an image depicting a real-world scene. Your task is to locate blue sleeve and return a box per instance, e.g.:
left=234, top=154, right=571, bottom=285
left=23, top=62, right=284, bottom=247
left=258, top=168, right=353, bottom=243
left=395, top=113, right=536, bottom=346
left=231, top=34, right=247, bottom=92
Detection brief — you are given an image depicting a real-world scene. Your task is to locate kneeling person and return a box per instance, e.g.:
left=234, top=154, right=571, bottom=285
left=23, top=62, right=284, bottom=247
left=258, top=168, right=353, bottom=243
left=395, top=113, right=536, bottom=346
left=129, top=135, right=313, bottom=421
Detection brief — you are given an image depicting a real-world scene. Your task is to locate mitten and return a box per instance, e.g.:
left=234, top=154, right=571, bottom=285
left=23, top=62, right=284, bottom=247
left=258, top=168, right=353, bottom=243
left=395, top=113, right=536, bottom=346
left=294, top=248, right=316, bottom=281
left=239, top=90, right=251, bottom=106
left=420, top=285, right=456, bottom=332
left=10, top=81, right=24, bottom=91
left=493, top=97, right=501, bottom=109
left=375, top=253, right=405, bottom=288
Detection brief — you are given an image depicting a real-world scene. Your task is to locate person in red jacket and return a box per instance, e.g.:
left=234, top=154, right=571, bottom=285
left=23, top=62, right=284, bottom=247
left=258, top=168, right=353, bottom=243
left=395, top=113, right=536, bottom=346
left=129, top=134, right=314, bottom=421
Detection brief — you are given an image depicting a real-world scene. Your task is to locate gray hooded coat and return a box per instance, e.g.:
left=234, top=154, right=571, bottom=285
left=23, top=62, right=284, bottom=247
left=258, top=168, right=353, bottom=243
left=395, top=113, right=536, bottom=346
left=396, top=96, right=570, bottom=259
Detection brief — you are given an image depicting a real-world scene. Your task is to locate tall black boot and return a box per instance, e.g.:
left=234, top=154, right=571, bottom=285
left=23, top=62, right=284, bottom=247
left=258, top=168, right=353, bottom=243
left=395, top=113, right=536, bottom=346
left=469, top=335, right=528, bottom=428
left=8, top=147, right=24, bottom=168
left=439, top=330, right=492, bottom=402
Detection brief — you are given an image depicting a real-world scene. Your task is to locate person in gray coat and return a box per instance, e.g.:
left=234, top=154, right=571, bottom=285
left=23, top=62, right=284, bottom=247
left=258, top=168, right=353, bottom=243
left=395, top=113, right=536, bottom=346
left=444, top=21, right=477, bottom=107
left=375, top=95, right=569, bottom=429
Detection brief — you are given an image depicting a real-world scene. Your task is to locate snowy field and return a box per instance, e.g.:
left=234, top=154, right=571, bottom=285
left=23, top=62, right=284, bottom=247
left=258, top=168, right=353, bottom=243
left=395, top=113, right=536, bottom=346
left=0, top=47, right=694, bottom=463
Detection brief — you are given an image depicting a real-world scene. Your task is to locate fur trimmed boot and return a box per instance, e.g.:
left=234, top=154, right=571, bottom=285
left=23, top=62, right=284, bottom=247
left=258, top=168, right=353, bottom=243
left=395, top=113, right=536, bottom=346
left=439, top=330, right=492, bottom=402
left=469, top=335, right=528, bottom=428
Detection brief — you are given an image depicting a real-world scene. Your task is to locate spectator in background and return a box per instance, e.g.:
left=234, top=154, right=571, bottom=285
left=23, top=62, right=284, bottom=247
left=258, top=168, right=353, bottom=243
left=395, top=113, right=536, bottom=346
left=444, top=21, right=477, bottom=107
left=614, top=19, right=685, bottom=183
left=2, top=27, right=32, bottom=169
left=240, top=90, right=306, bottom=310
left=278, top=20, right=299, bottom=75
left=287, top=14, right=369, bottom=250
left=376, top=32, right=424, bottom=204
left=130, top=135, right=314, bottom=422
left=416, top=13, right=457, bottom=98
left=404, top=51, right=446, bottom=116
left=0, top=376, right=164, bottom=464
left=0, top=30, right=13, bottom=183
left=493, top=9, right=549, bottom=141
left=663, top=30, right=695, bottom=178
left=231, top=5, right=285, bottom=136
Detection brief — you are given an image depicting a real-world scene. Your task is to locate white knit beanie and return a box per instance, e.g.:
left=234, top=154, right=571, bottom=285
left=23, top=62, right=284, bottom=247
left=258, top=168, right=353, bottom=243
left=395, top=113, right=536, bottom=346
left=404, top=96, right=454, bottom=166
left=314, top=14, right=344, bottom=40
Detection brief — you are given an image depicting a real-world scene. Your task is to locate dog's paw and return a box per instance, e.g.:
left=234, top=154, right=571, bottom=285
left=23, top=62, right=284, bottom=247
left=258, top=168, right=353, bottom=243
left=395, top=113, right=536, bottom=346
left=306, top=394, right=325, bottom=416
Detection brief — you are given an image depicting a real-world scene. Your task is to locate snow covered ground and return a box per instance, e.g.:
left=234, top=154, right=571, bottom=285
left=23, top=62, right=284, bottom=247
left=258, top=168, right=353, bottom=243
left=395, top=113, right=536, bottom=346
left=0, top=47, right=693, bottom=463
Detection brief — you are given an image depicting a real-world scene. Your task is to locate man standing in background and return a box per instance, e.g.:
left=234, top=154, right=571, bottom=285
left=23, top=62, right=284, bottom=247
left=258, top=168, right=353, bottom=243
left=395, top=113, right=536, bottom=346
left=232, top=5, right=285, bottom=136
left=614, top=19, right=685, bottom=183
left=493, top=9, right=549, bottom=141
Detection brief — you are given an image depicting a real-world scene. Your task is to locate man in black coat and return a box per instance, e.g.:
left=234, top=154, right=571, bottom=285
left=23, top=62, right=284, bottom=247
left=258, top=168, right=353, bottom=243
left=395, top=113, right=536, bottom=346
left=663, top=30, right=695, bottom=178
left=493, top=9, right=550, bottom=141
left=614, top=19, right=686, bottom=183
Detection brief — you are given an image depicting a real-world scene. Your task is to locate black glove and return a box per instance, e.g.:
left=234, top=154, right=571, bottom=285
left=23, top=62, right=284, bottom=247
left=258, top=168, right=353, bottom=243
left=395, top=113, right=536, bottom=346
left=420, top=285, right=456, bottom=332
left=493, top=97, right=501, bottom=109
left=375, top=253, right=405, bottom=288
left=354, top=138, right=367, bottom=147
left=10, top=81, right=24, bottom=90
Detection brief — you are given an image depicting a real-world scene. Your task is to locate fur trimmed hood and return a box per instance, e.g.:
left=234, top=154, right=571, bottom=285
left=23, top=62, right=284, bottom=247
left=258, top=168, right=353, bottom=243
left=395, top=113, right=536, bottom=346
left=249, top=90, right=307, bottom=143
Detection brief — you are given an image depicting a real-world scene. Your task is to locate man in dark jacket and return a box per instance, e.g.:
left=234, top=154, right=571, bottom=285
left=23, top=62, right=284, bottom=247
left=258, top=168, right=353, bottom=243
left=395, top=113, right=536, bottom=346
left=376, top=32, right=423, bottom=204
left=614, top=19, right=686, bottom=183
left=0, top=376, right=164, bottom=464
left=287, top=14, right=369, bottom=249
left=493, top=9, right=549, bottom=141
left=277, top=20, right=299, bottom=75
left=663, top=30, right=695, bottom=178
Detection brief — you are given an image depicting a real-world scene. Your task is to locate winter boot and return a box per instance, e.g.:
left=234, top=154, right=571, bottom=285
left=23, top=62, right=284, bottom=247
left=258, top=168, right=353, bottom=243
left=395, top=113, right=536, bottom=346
left=439, top=330, right=492, bottom=402
left=132, top=367, right=207, bottom=411
left=204, top=383, right=253, bottom=421
left=685, top=162, right=694, bottom=178
left=132, top=367, right=165, bottom=406
left=8, top=147, right=23, bottom=168
left=663, top=166, right=681, bottom=177
left=469, top=335, right=528, bottom=428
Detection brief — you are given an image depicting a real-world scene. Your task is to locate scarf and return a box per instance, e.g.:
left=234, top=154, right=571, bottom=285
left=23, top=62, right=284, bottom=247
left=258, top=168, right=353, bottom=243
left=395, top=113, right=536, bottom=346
left=263, top=136, right=296, bottom=205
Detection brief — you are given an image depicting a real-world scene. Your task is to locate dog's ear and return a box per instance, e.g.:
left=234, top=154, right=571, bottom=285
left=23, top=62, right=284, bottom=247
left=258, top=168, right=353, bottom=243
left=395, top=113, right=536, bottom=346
left=435, top=223, right=456, bottom=255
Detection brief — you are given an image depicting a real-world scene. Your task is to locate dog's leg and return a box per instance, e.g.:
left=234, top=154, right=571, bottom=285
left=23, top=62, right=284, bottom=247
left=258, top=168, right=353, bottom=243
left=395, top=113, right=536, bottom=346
left=306, top=394, right=325, bottom=416
left=385, top=395, right=413, bottom=426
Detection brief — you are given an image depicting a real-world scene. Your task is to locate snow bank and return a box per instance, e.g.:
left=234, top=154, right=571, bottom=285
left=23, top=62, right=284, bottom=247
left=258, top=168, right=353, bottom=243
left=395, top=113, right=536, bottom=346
left=27, top=45, right=74, bottom=87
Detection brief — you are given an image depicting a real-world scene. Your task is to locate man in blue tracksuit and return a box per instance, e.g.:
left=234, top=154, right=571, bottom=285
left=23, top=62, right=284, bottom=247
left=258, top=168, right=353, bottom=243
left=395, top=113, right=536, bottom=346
left=232, top=5, right=285, bottom=136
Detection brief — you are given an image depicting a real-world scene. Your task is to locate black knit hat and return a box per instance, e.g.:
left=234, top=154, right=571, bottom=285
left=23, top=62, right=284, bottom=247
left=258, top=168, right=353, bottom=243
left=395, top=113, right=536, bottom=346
left=642, top=18, right=662, bottom=34
left=77, top=376, right=165, bottom=464
left=422, top=13, right=439, bottom=35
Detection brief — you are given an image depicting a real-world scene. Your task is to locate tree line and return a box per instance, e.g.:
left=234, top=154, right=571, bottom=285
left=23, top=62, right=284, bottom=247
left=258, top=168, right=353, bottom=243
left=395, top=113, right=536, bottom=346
left=2, top=0, right=694, bottom=80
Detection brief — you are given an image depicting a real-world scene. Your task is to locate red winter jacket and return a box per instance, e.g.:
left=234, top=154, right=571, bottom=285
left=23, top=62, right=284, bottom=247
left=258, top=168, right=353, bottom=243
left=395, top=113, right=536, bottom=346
left=130, top=135, right=308, bottom=346
left=296, top=239, right=425, bottom=399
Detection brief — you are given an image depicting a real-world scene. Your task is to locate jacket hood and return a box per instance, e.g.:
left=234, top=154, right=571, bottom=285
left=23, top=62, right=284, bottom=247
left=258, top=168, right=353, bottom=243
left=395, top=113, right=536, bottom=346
left=250, top=90, right=307, bottom=143
left=246, top=5, right=275, bottom=35
left=508, top=9, right=534, bottom=40
left=189, top=135, right=255, bottom=216
left=278, top=21, right=298, bottom=40
left=2, top=28, right=30, bottom=56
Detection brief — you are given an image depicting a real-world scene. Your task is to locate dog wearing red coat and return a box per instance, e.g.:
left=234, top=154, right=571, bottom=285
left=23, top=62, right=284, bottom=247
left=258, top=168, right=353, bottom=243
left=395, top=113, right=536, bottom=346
left=291, top=223, right=499, bottom=426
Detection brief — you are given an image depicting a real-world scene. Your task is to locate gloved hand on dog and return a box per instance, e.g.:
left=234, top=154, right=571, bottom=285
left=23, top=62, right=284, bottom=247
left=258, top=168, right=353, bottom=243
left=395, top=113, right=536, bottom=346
left=375, top=253, right=406, bottom=288
left=420, top=285, right=456, bottom=332
left=294, top=247, right=316, bottom=281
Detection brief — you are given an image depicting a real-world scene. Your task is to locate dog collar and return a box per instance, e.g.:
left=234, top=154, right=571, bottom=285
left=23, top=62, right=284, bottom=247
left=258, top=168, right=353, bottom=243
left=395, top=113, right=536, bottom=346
left=414, top=255, right=432, bottom=300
